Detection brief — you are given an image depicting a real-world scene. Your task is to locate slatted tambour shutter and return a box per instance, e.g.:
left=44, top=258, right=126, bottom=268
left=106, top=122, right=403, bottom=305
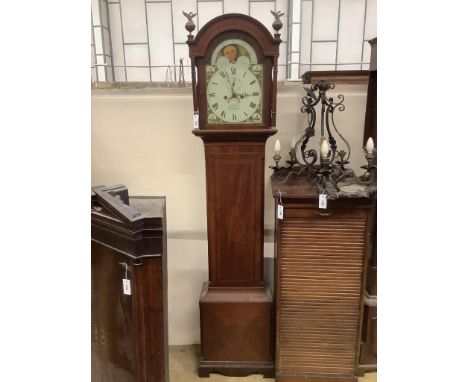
left=278, top=215, right=367, bottom=375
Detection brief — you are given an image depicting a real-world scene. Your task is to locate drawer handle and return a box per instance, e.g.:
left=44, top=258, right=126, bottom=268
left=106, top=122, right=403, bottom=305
left=318, top=211, right=331, bottom=217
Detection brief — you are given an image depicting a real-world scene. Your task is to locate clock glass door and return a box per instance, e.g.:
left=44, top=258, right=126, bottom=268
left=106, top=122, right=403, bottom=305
left=206, top=39, right=263, bottom=124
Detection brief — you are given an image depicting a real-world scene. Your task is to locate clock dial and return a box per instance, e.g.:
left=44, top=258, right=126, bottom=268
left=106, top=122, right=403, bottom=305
left=206, top=39, right=263, bottom=124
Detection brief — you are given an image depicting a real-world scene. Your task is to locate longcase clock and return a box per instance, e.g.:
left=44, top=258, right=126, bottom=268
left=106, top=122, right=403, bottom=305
left=185, top=12, right=283, bottom=377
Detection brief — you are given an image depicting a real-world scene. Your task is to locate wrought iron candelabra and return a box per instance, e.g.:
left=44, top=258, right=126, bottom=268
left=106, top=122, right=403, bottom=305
left=270, top=80, right=376, bottom=194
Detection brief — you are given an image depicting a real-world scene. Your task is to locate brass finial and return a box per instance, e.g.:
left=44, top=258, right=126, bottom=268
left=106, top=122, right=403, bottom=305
left=271, top=10, right=285, bottom=40
left=183, top=11, right=197, bottom=41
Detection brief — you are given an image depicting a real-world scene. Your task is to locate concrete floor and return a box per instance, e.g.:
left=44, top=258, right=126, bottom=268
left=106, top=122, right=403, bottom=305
left=169, top=345, right=377, bottom=382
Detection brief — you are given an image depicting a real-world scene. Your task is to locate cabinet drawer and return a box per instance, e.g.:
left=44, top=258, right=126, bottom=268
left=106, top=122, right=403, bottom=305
left=285, top=206, right=368, bottom=220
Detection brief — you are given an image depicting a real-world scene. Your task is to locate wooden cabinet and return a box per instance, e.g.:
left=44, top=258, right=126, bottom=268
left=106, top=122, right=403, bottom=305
left=91, top=185, right=168, bottom=382
left=360, top=37, right=377, bottom=374
left=272, top=180, right=375, bottom=382
left=359, top=207, right=377, bottom=374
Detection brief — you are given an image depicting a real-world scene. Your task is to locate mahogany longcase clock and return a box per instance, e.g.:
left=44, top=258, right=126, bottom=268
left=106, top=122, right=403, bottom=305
left=185, top=12, right=282, bottom=377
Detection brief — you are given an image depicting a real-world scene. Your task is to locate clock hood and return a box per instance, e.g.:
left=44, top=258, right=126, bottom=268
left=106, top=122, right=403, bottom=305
left=187, top=13, right=281, bottom=58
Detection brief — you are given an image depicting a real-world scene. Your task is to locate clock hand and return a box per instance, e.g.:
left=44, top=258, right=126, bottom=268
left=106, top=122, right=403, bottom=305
left=227, top=74, right=236, bottom=96
left=226, top=74, right=241, bottom=102
left=223, top=73, right=233, bottom=94
left=224, top=71, right=233, bottom=92
left=229, top=81, right=240, bottom=100
left=218, top=70, right=233, bottom=95
left=239, top=92, right=254, bottom=98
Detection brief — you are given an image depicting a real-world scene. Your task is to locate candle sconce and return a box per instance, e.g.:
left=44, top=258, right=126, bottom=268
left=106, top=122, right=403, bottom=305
left=270, top=80, right=377, bottom=196
left=271, top=151, right=282, bottom=170
left=360, top=138, right=377, bottom=185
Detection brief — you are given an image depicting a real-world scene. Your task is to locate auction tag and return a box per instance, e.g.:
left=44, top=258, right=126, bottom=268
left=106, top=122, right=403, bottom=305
left=122, top=279, right=131, bottom=295
left=277, top=191, right=284, bottom=219
left=193, top=112, right=199, bottom=129
left=277, top=204, right=284, bottom=220
left=319, top=193, right=327, bottom=209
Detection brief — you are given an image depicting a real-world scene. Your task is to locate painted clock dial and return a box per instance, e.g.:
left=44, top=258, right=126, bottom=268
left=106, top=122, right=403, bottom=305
left=206, top=39, right=263, bottom=124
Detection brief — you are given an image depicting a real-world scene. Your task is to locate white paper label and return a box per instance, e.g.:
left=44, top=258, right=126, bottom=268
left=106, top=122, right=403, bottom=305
left=277, top=204, right=284, bottom=219
left=319, top=194, right=327, bottom=209
left=193, top=114, right=199, bottom=129
left=122, top=279, right=131, bottom=295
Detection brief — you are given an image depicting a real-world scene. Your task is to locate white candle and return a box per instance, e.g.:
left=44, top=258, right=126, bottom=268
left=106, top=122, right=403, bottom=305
left=290, top=137, right=297, bottom=149
left=274, top=139, right=281, bottom=153
left=320, top=139, right=330, bottom=158
left=366, top=137, right=375, bottom=153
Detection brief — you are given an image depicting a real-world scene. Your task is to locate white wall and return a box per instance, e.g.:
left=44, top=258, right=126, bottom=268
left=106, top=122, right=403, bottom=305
left=91, top=83, right=368, bottom=345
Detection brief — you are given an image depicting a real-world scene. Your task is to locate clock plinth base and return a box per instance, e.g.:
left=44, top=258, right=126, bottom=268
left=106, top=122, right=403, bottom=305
left=198, top=282, right=274, bottom=378
left=198, top=360, right=275, bottom=378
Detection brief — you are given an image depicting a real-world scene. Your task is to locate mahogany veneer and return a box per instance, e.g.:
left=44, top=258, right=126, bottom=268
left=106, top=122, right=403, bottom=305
left=91, top=185, right=168, bottom=382
left=187, top=14, right=280, bottom=377
left=196, top=133, right=276, bottom=378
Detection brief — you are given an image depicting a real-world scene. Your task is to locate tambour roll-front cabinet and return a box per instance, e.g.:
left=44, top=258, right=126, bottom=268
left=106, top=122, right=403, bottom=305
left=91, top=185, right=168, bottom=382
left=272, top=181, right=375, bottom=382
